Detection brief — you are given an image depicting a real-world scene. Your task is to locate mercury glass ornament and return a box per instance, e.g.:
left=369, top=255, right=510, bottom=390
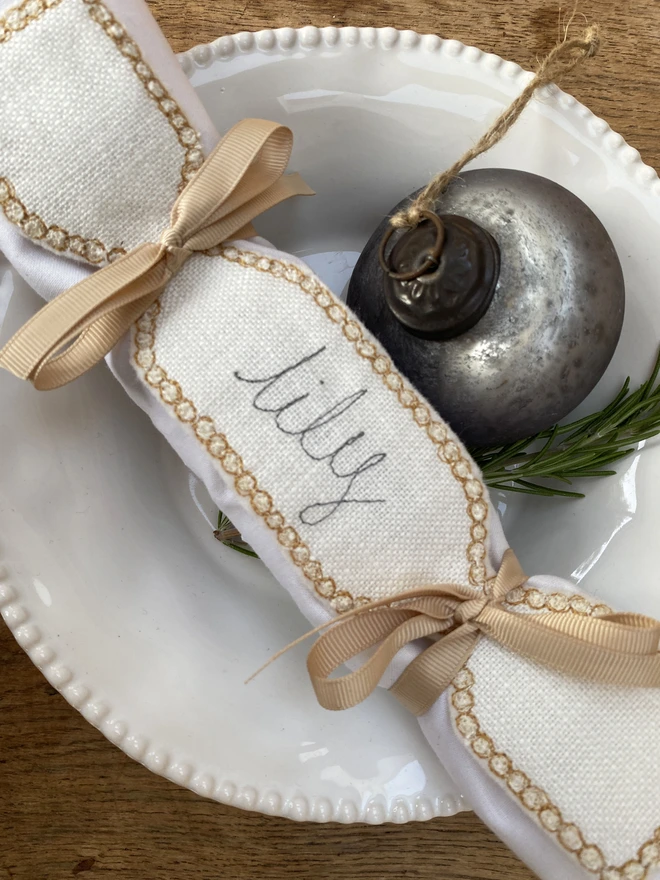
left=347, top=169, right=625, bottom=447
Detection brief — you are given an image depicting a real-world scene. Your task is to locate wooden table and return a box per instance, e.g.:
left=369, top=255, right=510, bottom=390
left=3, top=1, right=660, bottom=878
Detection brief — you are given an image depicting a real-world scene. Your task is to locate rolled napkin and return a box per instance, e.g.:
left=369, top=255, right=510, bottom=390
left=1, top=3, right=658, bottom=879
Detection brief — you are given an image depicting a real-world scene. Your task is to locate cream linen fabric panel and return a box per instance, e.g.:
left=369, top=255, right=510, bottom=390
left=464, top=634, right=660, bottom=868
left=135, top=243, right=487, bottom=605
left=0, top=0, right=189, bottom=261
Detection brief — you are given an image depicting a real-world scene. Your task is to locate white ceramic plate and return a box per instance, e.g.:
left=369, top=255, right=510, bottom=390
left=3, top=27, right=660, bottom=825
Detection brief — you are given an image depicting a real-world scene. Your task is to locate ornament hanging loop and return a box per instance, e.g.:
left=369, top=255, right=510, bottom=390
left=384, top=23, right=600, bottom=237
left=378, top=209, right=445, bottom=281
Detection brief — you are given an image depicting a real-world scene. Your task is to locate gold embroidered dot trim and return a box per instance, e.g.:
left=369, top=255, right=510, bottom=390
left=212, top=244, right=489, bottom=589
left=134, top=301, right=369, bottom=613
left=83, top=0, right=203, bottom=190
left=0, top=0, right=61, bottom=45
left=0, top=175, right=119, bottom=264
left=506, top=585, right=612, bottom=617
left=452, top=599, right=659, bottom=879
left=0, top=0, right=203, bottom=265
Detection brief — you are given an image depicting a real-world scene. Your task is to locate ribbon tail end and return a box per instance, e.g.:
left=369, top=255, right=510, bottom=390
left=284, top=172, right=316, bottom=197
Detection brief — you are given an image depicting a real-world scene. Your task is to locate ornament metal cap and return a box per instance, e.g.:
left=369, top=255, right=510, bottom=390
left=379, top=211, right=501, bottom=339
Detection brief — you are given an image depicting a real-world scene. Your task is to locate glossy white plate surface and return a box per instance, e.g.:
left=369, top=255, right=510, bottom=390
left=2, top=26, right=660, bottom=824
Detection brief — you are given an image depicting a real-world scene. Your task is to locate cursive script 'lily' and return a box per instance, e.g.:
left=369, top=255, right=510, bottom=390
left=234, top=346, right=387, bottom=526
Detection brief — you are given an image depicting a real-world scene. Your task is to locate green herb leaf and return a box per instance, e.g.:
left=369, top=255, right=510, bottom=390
left=214, top=510, right=258, bottom=557
left=224, top=542, right=259, bottom=558
left=473, top=346, right=660, bottom=497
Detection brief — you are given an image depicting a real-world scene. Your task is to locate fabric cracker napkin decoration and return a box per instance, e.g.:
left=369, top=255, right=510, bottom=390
left=1, top=3, right=659, bottom=880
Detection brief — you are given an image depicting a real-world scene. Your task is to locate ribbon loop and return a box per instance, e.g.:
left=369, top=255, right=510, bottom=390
left=305, top=549, right=660, bottom=716
left=0, top=118, right=314, bottom=390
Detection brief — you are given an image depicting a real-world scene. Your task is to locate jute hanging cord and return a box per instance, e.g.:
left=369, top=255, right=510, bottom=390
left=388, top=24, right=600, bottom=237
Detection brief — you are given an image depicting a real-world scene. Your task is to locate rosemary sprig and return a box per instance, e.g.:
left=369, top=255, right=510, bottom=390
left=473, top=347, right=660, bottom=497
left=214, top=510, right=258, bottom=557
left=213, top=347, right=660, bottom=553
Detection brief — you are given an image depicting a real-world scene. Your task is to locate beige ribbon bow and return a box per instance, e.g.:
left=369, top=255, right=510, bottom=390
left=301, top=550, right=660, bottom=715
left=0, top=118, right=313, bottom=390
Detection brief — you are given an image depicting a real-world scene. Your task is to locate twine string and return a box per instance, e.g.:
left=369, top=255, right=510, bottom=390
left=390, top=25, right=600, bottom=230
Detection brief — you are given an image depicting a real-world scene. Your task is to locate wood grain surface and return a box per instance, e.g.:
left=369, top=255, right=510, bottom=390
left=3, top=1, right=660, bottom=878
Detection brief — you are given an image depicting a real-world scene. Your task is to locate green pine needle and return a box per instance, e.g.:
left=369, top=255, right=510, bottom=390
left=473, top=346, right=660, bottom=497
left=214, top=347, right=660, bottom=555
left=214, top=510, right=259, bottom=558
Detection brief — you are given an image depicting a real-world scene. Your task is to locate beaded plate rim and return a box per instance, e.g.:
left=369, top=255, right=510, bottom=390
left=179, top=25, right=656, bottom=195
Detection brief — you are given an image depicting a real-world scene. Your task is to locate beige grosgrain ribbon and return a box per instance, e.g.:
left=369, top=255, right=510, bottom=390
left=0, top=118, right=313, bottom=390
left=301, top=550, right=660, bottom=715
